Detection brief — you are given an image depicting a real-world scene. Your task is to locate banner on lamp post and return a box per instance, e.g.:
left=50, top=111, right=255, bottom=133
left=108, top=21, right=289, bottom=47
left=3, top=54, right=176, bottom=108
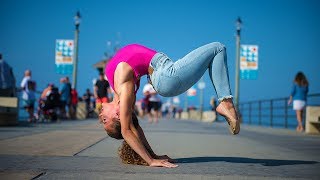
left=55, top=39, right=74, bottom=74
left=240, top=45, right=258, bottom=79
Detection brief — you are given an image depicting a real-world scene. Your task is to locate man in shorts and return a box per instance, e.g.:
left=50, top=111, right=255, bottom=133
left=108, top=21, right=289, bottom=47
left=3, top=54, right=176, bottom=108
left=143, top=83, right=161, bottom=123
left=20, top=69, right=36, bottom=122
left=94, top=73, right=111, bottom=111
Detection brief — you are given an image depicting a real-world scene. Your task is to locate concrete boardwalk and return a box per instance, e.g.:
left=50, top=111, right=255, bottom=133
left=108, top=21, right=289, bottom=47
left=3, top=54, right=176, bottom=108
left=0, top=118, right=319, bottom=180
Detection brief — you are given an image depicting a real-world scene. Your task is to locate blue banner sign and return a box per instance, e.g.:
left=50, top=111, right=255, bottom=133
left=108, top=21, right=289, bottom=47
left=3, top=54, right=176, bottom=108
left=240, top=45, right=258, bottom=80
left=55, top=39, right=74, bottom=75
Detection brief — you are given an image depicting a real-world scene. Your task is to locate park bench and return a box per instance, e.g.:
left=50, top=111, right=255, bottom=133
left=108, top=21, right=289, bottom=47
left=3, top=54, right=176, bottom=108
left=305, top=106, right=320, bottom=134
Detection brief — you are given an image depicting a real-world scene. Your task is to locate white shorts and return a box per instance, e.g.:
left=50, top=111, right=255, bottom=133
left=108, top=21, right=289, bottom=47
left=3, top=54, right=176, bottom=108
left=293, top=100, right=306, bottom=110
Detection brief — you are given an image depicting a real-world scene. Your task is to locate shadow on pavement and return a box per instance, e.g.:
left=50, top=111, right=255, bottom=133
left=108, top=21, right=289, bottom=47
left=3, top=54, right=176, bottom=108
left=175, top=156, right=319, bottom=166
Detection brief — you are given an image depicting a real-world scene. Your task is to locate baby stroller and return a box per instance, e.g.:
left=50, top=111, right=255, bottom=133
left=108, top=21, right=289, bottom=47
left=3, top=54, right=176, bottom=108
left=38, top=87, right=61, bottom=122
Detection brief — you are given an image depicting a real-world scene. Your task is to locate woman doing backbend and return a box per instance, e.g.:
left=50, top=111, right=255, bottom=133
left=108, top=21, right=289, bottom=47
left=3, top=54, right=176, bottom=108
left=99, top=42, right=240, bottom=168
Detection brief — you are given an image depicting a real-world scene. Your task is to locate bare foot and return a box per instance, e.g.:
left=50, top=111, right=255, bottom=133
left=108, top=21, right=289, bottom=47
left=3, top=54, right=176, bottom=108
left=216, top=99, right=240, bottom=135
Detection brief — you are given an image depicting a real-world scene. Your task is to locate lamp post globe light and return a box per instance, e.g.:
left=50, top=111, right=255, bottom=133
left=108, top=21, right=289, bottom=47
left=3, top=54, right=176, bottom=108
left=74, top=11, right=81, bottom=30
left=72, top=11, right=81, bottom=89
left=235, top=17, right=242, bottom=110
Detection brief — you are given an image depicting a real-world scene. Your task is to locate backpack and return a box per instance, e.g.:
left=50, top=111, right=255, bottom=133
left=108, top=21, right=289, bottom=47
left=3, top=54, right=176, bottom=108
left=46, top=87, right=61, bottom=108
left=27, top=80, right=36, bottom=91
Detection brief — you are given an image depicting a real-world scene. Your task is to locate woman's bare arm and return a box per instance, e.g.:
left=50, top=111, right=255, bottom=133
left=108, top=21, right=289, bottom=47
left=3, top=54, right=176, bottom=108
left=119, top=80, right=153, bottom=164
left=135, top=123, right=175, bottom=162
left=119, top=85, right=176, bottom=167
left=135, top=123, right=156, bottom=157
left=115, top=62, right=177, bottom=167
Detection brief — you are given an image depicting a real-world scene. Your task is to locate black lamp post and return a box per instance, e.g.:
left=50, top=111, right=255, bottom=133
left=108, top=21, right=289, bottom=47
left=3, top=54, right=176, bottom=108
left=72, top=11, right=81, bottom=89
left=235, top=17, right=242, bottom=110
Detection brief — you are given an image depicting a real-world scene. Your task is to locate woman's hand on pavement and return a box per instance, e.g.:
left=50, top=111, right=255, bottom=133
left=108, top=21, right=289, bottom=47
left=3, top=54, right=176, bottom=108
left=149, top=159, right=178, bottom=168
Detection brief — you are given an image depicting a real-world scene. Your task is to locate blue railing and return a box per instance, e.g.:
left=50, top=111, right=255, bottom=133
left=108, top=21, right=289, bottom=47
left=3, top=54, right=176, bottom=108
left=238, top=93, right=320, bottom=129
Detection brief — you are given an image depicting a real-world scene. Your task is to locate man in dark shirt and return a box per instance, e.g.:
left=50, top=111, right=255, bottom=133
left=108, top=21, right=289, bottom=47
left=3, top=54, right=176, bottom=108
left=94, top=73, right=111, bottom=111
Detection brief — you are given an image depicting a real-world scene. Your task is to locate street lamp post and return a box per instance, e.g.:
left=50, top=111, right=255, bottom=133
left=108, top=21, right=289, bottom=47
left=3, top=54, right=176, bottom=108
left=235, top=17, right=242, bottom=110
left=72, top=11, right=81, bottom=89
left=197, top=77, right=205, bottom=120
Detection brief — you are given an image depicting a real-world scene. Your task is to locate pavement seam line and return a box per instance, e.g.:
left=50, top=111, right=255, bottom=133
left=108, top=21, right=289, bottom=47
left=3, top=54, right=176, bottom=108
left=31, top=171, right=46, bottom=179
left=73, top=136, right=108, bottom=156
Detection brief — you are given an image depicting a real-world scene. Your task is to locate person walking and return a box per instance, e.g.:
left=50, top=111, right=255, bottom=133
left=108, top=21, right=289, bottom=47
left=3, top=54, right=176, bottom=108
left=288, top=71, right=309, bottom=132
left=94, top=73, right=111, bottom=111
left=20, top=69, right=36, bottom=122
left=59, top=77, right=71, bottom=119
left=83, top=88, right=94, bottom=118
left=65, top=77, right=72, bottom=118
left=142, top=83, right=161, bottom=123
left=70, top=88, right=78, bottom=119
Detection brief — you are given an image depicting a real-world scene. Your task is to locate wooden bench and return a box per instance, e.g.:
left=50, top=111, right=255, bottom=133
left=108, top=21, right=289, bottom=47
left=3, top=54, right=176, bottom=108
left=305, top=106, right=320, bottom=134
left=0, top=97, right=19, bottom=126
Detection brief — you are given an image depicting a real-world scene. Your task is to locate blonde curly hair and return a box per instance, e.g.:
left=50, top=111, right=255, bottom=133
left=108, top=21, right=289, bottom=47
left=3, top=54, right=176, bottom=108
left=118, top=140, right=157, bottom=165
left=118, top=114, right=156, bottom=165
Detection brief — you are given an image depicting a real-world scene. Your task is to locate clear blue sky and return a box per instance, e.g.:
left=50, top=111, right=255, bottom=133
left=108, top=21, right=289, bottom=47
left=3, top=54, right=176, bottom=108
left=1, top=0, right=319, bottom=109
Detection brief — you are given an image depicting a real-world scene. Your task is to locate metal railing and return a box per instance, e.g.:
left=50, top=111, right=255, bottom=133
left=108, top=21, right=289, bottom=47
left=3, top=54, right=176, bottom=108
left=238, top=93, right=320, bottom=129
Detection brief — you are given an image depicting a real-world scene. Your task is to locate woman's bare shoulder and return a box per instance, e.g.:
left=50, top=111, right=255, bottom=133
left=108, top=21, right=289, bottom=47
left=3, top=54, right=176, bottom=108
left=115, top=62, right=134, bottom=78
left=114, top=62, right=134, bottom=90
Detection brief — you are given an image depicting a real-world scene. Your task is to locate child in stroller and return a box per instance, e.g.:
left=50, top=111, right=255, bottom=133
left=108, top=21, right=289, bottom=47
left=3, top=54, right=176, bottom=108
left=38, top=86, right=61, bottom=122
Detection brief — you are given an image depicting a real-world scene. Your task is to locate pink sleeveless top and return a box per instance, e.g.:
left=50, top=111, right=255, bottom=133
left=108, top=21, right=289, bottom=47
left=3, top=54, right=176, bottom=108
left=105, top=44, right=157, bottom=94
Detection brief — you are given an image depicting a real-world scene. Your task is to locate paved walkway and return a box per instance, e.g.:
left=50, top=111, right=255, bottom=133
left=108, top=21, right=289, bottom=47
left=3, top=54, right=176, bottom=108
left=0, top=118, right=319, bottom=179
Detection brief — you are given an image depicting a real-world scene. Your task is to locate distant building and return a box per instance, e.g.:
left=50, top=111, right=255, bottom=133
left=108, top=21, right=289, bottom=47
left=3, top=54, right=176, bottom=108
left=93, top=57, right=111, bottom=74
left=93, top=46, right=119, bottom=74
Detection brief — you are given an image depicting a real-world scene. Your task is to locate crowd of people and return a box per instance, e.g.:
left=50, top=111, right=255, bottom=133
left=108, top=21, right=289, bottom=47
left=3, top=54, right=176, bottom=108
left=29, top=72, right=114, bottom=122
left=0, top=53, right=114, bottom=123
left=19, top=69, right=80, bottom=122
left=17, top=69, right=180, bottom=123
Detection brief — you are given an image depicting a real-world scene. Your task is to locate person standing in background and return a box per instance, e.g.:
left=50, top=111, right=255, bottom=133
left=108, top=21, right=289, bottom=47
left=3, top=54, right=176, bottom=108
left=20, top=69, right=36, bottom=122
left=40, top=83, right=54, bottom=100
left=210, top=96, right=217, bottom=111
left=59, top=77, right=71, bottom=119
left=65, top=77, right=72, bottom=118
left=210, top=96, right=217, bottom=118
left=83, top=88, right=94, bottom=118
left=70, top=88, right=78, bottom=119
left=143, top=83, right=161, bottom=123
left=288, top=71, right=309, bottom=132
left=94, top=73, right=111, bottom=111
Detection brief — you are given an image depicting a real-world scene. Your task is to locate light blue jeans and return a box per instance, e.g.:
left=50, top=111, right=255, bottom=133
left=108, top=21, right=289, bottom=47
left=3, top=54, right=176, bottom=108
left=149, top=42, right=232, bottom=102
